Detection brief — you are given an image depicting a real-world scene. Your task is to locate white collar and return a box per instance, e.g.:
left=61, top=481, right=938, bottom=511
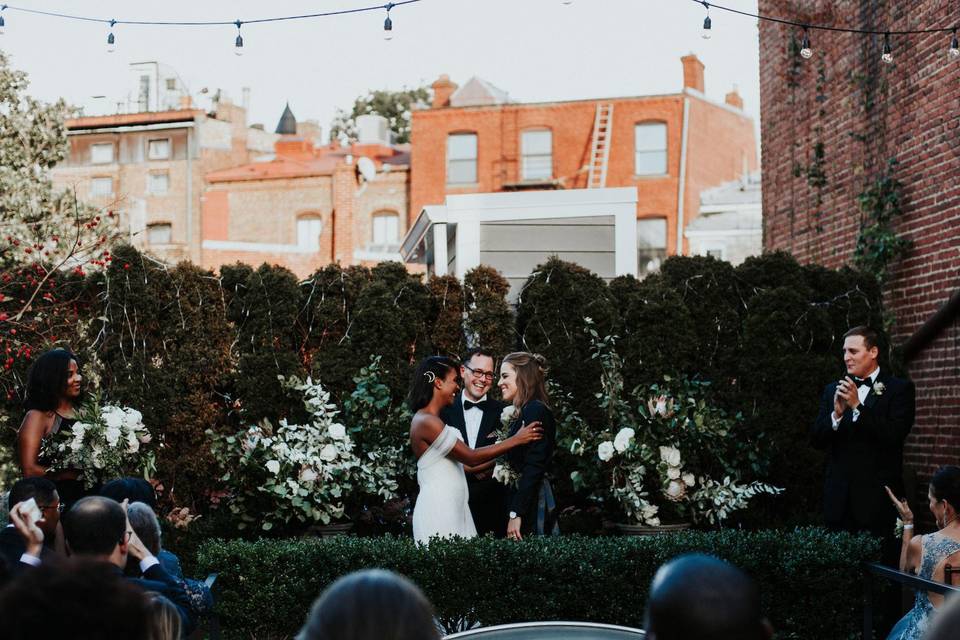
left=462, top=392, right=487, bottom=408
left=867, top=367, right=880, bottom=383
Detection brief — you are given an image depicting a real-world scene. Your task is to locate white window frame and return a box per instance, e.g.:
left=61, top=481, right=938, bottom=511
left=372, top=212, right=400, bottom=246
left=446, top=133, right=478, bottom=185
left=91, top=143, right=114, bottom=165
left=147, top=138, right=172, bottom=161
left=634, top=122, right=668, bottom=176
left=90, top=177, right=113, bottom=196
left=700, top=244, right=727, bottom=261
left=147, top=172, right=170, bottom=196
left=521, top=129, right=553, bottom=181
left=297, top=217, right=323, bottom=250
left=146, top=223, right=172, bottom=245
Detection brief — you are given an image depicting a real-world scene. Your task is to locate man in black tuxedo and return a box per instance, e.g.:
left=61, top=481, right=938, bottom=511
left=440, top=348, right=508, bottom=537
left=811, top=325, right=916, bottom=543
left=1, top=477, right=60, bottom=572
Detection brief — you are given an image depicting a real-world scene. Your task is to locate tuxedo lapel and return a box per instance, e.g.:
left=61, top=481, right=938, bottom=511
left=477, top=403, right=502, bottom=446
left=448, top=392, right=468, bottom=442
left=863, top=373, right=888, bottom=410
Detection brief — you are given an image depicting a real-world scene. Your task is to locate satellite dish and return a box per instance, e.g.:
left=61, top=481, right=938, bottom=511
left=357, top=157, right=377, bottom=182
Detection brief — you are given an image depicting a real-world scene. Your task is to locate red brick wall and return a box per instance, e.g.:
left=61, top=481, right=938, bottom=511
left=758, top=1, right=960, bottom=491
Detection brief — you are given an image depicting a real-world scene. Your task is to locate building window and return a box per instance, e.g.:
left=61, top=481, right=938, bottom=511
left=521, top=129, right=552, bottom=181
left=635, top=123, right=667, bottom=176
left=447, top=133, right=477, bottom=185
left=148, top=139, right=171, bottom=160
left=146, top=223, right=172, bottom=245
left=147, top=172, right=170, bottom=195
left=91, top=143, right=114, bottom=165
left=165, top=77, right=177, bottom=91
left=638, top=217, right=668, bottom=277
left=297, top=216, right=323, bottom=250
left=372, top=212, right=400, bottom=247
left=705, top=248, right=725, bottom=260
left=90, top=177, right=113, bottom=196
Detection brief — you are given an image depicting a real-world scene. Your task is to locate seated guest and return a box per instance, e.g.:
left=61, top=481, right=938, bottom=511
left=145, top=592, right=184, bottom=640
left=62, top=496, right=195, bottom=635
left=0, top=557, right=151, bottom=639
left=644, top=554, right=773, bottom=640
left=885, top=466, right=960, bottom=639
left=101, top=476, right=158, bottom=509
left=128, top=501, right=213, bottom=616
left=297, top=569, right=439, bottom=640
left=0, top=478, right=60, bottom=570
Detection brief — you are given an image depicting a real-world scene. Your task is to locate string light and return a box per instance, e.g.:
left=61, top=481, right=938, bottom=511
left=881, top=32, right=893, bottom=64
left=383, top=2, right=393, bottom=40
left=234, top=20, right=243, bottom=56
left=0, top=5, right=7, bottom=35
left=800, top=28, right=812, bottom=59
left=701, top=1, right=711, bottom=40
left=106, top=19, right=116, bottom=53
left=950, top=29, right=959, bottom=59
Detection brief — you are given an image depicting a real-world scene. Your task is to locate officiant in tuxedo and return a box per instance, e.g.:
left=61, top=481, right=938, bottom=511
left=439, top=348, right=508, bottom=537
left=811, top=325, right=916, bottom=543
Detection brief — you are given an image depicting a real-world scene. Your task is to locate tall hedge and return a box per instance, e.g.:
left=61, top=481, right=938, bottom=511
left=463, top=265, right=514, bottom=355
left=197, top=528, right=879, bottom=639
left=426, top=274, right=466, bottom=358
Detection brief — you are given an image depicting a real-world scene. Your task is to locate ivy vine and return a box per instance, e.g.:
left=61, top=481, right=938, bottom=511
left=853, top=158, right=911, bottom=284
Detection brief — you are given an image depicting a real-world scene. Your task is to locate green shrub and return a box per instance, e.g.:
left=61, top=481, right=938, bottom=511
left=197, top=527, right=879, bottom=639
left=463, top=265, right=514, bottom=354
left=426, top=274, right=466, bottom=357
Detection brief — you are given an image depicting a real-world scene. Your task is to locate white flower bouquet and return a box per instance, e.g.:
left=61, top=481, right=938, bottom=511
left=491, top=405, right=521, bottom=487
left=41, top=398, right=154, bottom=489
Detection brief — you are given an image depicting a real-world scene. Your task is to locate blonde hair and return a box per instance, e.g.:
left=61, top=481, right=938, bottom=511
left=502, top=352, right=549, bottom=410
left=145, top=592, right=183, bottom=640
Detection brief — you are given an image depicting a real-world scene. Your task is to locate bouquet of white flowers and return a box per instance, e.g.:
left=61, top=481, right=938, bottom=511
left=492, top=405, right=520, bottom=487
left=41, top=398, right=154, bottom=489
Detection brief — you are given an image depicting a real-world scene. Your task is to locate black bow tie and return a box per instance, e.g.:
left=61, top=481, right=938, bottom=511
left=464, top=400, right=485, bottom=411
left=853, top=377, right=873, bottom=388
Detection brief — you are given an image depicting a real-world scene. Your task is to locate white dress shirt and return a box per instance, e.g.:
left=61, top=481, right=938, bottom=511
left=832, top=367, right=880, bottom=430
left=462, top=393, right=487, bottom=449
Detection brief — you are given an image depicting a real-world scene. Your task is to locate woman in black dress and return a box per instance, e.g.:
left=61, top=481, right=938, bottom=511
left=17, top=348, right=86, bottom=507
left=498, top=352, right=559, bottom=540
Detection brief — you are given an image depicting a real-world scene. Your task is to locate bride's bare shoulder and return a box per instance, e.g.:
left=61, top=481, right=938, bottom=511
left=410, top=411, right=444, bottom=436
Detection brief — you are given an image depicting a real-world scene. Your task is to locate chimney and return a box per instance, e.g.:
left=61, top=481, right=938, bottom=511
left=725, top=86, right=743, bottom=110
left=431, top=74, right=458, bottom=108
left=681, top=54, right=705, bottom=93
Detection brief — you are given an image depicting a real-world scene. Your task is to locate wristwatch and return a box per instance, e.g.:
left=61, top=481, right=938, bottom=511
left=509, top=511, right=518, bottom=519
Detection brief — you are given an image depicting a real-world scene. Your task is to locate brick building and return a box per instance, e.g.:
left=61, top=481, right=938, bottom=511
left=201, top=110, right=410, bottom=276
left=409, top=54, right=758, bottom=272
left=52, top=97, right=277, bottom=264
left=758, top=2, right=959, bottom=490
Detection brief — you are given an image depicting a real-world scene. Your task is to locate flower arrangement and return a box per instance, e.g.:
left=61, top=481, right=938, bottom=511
left=490, top=405, right=520, bottom=487
left=561, top=321, right=781, bottom=527
left=209, top=374, right=404, bottom=531
left=41, top=397, right=154, bottom=489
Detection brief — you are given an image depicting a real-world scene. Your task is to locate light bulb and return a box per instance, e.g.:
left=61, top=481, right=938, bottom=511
left=0, top=15, right=6, bottom=36
left=881, top=33, right=893, bottom=64
left=800, top=30, right=813, bottom=59
left=107, top=32, right=116, bottom=53
left=950, top=31, right=959, bottom=59
left=235, top=34, right=244, bottom=56
left=384, top=15, right=393, bottom=41
left=702, top=15, right=712, bottom=40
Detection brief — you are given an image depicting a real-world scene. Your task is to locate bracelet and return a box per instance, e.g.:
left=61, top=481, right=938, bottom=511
left=903, top=524, right=914, bottom=530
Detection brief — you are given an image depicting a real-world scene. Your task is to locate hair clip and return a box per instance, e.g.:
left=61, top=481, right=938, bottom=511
left=424, top=371, right=437, bottom=383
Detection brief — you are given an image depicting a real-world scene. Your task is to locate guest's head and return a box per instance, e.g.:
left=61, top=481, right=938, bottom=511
left=929, top=466, right=960, bottom=529
left=298, top=569, right=439, bottom=640
left=460, top=348, right=496, bottom=402
left=62, top=496, right=129, bottom=567
left=144, top=592, right=183, bottom=640
left=499, top=352, right=549, bottom=407
left=127, top=502, right=162, bottom=557
left=644, top=554, right=772, bottom=640
left=842, top=326, right=880, bottom=378
left=100, top=477, right=158, bottom=510
left=9, top=477, right=61, bottom=539
left=407, top=356, right=461, bottom=412
left=23, top=347, right=83, bottom=411
left=0, top=558, right=150, bottom=639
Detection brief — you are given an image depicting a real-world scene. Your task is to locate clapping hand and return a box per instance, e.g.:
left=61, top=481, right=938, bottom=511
left=836, top=377, right=860, bottom=412
left=885, top=485, right=914, bottom=525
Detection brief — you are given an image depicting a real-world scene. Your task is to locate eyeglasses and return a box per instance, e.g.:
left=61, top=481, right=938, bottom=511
left=463, top=363, right=495, bottom=381
left=38, top=502, right=64, bottom=514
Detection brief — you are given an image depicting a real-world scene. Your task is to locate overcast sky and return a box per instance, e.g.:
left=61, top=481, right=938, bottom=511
left=1, top=0, right=761, bottom=138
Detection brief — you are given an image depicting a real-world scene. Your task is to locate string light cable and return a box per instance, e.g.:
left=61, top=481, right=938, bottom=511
left=693, top=0, right=960, bottom=61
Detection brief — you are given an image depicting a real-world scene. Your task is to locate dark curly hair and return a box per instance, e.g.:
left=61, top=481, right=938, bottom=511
left=23, top=348, right=82, bottom=412
left=406, top=356, right=460, bottom=412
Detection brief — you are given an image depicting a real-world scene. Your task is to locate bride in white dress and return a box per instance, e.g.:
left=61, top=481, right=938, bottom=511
left=408, top=356, right=542, bottom=544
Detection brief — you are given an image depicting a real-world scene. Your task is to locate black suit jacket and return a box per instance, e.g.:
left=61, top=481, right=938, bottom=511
left=440, top=393, right=506, bottom=482
left=124, top=561, right=197, bottom=635
left=0, top=526, right=55, bottom=576
left=810, top=371, right=915, bottom=533
left=506, top=400, right=556, bottom=519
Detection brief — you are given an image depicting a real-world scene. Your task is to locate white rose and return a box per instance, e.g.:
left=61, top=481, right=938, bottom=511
left=300, top=467, right=318, bottom=483
left=597, top=441, right=616, bottom=462
left=105, top=426, right=122, bottom=447
left=667, top=466, right=681, bottom=480
left=126, top=432, right=140, bottom=454
left=500, top=406, right=516, bottom=424
left=613, top=427, right=635, bottom=453
left=641, top=502, right=659, bottom=519
left=328, top=423, right=347, bottom=440
left=646, top=516, right=661, bottom=527
left=122, top=408, right=143, bottom=430
left=320, top=444, right=338, bottom=462
left=682, top=472, right=696, bottom=487
left=659, top=445, right=681, bottom=467
left=103, top=410, right=123, bottom=430
left=266, top=460, right=281, bottom=475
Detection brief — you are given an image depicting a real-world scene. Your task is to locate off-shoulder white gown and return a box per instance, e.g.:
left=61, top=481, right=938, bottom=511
left=412, top=425, right=477, bottom=544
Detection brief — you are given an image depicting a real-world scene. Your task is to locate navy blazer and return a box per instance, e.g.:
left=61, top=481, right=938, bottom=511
left=505, top=400, right=556, bottom=517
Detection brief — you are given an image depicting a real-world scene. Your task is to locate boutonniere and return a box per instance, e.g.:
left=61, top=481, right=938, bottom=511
left=872, top=381, right=886, bottom=396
